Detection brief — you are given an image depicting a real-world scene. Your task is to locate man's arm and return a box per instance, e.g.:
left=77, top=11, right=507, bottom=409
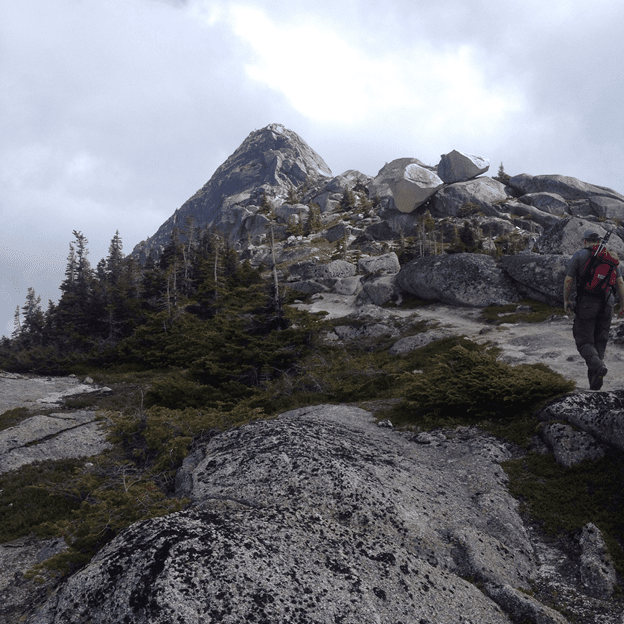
left=563, top=275, right=575, bottom=315
left=615, top=276, right=624, bottom=317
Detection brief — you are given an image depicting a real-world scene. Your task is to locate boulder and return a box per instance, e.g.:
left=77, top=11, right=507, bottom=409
left=500, top=254, right=569, bottom=307
left=384, top=161, right=444, bottom=213
left=579, top=523, right=618, bottom=599
left=505, top=200, right=561, bottom=230
left=274, top=203, right=309, bottom=224
left=324, top=222, right=350, bottom=243
left=326, top=276, right=362, bottom=296
left=357, top=252, right=401, bottom=275
left=508, top=173, right=624, bottom=202
left=316, top=259, right=357, bottom=279
left=437, top=150, right=489, bottom=184
left=589, top=196, right=624, bottom=221
left=368, top=158, right=433, bottom=203
left=31, top=405, right=537, bottom=624
left=360, top=275, right=398, bottom=306
left=389, top=329, right=455, bottom=355
left=430, top=177, right=508, bottom=218
left=288, top=259, right=357, bottom=281
left=535, top=216, right=624, bottom=256
left=537, top=391, right=624, bottom=452
left=518, top=192, right=570, bottom=216
left=396, top=253, right=520, bottom=307
left=540, top=423, right=607, bottom=467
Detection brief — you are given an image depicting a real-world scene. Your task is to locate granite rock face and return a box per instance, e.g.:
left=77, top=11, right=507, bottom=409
left=133, top=124, right=332, bottom=254
left=396, top=253, right=519, bottom=306
left=31, top=404, right=549, bottom=624
left=535, top=216, right=624, bottom=256
left=538, top=390, right=624, bottom=453
left=500, top=253, right=570, bottom=307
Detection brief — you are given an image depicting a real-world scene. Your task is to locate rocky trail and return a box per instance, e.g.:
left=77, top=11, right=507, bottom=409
left=298, top=294, right=624, bottom=393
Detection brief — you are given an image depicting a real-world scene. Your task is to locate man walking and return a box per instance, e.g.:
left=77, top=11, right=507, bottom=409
left=564, top=229, right=624, bottom=390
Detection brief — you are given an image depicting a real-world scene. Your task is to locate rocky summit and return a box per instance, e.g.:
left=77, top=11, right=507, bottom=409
left=131, top=123, right=624, bottom=315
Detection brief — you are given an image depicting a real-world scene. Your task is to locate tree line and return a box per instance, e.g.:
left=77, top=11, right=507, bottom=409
left=1, top=221, right=292, bottom=378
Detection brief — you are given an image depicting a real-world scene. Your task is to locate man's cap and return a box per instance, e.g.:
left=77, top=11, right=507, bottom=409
left=583, top=229, right=601, bottom=240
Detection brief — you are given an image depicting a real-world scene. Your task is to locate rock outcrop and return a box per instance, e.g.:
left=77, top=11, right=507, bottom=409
left=430, top=176, right=507, bottom=217
left=538, top=390, right=624, bottom=453
left=500, top=254, right=569, bottom=307
left=31, top=404, right=570, bottom=624
left=0, top=410, right=111, bottom=474
left=0, top=374, right=112, bottom=474
left=396, top=253, right=519, bottom=306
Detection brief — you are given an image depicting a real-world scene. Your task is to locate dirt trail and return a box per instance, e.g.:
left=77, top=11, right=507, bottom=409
left=409, top=304, right=624, bottom=392
left=297, top=295, right=624, bottom=392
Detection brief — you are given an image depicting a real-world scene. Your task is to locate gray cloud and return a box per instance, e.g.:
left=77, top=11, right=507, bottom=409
left=1, top=0, right=623, bottom=334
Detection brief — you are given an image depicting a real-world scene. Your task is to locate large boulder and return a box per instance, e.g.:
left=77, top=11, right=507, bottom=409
left=396, top=253, right=520, bottom=307
left=538, top=391, right=624, bottom=453
left=500, top=253, right=569, bottom=307
left=437, top=150, right=489, bottom=184
left=518, top=192, right=570, bottom=216
left=360, top=275, right=399, bottom=306
left=430, top=177, right=508, bottom=218
left=535, top=216, right=624, bottom=256
left=505, top=200, right=561, bottom=230
left=540, top=423, right=607, bottom=468
left=379, top=159, right=443, bottom=213
left=357, top=252, right=401, bottom=275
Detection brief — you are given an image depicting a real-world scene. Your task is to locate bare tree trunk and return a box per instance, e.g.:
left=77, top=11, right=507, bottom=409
left=270, top=223, right=281, bottom=313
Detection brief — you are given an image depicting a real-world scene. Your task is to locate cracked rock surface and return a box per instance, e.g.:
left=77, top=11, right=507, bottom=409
left=29, top=403, right=613, bottom=624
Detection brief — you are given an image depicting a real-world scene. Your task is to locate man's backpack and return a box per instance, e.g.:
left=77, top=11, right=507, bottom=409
left=578, top=245, right=619, bottom=297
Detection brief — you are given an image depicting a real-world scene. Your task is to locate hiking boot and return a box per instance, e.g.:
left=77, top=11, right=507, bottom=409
left=590, top=365, right=608, bottom=390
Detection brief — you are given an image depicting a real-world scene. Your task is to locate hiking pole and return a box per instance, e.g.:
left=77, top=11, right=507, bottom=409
left=595, top=227, right=615, bottom=258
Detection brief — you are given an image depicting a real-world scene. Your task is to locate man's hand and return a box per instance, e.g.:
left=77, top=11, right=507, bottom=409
left=564, top=300, right=574, bottom=316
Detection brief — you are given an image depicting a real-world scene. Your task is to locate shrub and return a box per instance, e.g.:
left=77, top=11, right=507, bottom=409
left=392, top=344, right=575, bottom=425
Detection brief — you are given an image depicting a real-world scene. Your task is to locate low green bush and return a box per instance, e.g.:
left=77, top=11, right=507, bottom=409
left=390, top=343, right=575, bottom=426
left=0, top=406, right=31, bottom=432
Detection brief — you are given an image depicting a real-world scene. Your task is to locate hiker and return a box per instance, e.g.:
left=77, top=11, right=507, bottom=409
left=563, top=229, right=624, bottom=390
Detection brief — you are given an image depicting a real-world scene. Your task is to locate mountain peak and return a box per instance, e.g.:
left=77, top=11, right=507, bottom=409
left=133, top=124, right=331, bottom=257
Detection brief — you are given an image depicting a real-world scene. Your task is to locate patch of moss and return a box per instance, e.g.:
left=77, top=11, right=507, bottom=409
left=479, top=298, right=565, bottom=325
left=503, top=451, right=624, bottom=577
left=0, top=406, right=31, bottom=432
left=0, top=459, right=86, bottom=543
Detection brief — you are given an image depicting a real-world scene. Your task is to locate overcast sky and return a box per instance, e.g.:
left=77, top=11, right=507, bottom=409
left=1, top=0, right=623, bottom=336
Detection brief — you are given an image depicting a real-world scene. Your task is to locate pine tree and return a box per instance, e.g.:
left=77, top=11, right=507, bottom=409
left=20, top=287, right=45, bottom=345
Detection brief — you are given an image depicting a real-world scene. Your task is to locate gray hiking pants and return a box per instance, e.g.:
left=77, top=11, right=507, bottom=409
left=573, top=295, right=613, bottom=375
